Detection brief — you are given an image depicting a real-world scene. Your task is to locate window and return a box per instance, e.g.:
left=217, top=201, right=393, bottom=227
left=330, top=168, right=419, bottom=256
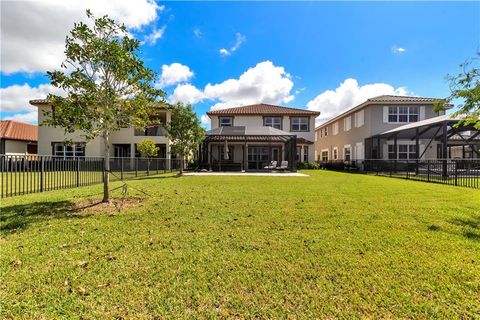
left=53, top=143, right=85, bottom=158
left=303, top=146, right=309, bottom=162
left=355, top=110, right=364, bottom=127
left=264, top=117, right=282, bottom=129
left=321, top=150, right=328, bottom=161
left=344, top=116, right=351, bottom=131
left=219, top=117, right=233, bottom=127
left=388, top=106, right=419, bottom=123
left=332, top=122, right=339, bottom=135
left=388, top=144, right=417, bottom=159
left=291, top=117, right=309, bottom=132
left=344, top=146, right=351, bottom=161
left=296, top=146, right=301, bottom=161
left=333, top=148, right=338, bottom=160
left=324, top=127, right=328, bottom=137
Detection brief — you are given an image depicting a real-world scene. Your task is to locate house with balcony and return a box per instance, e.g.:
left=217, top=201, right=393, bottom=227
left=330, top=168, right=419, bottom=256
left=29, top=99, right=171, bottom=159
left=198, top=103, right=320, bottom=171
left=314, top=95, right=453, bottom=162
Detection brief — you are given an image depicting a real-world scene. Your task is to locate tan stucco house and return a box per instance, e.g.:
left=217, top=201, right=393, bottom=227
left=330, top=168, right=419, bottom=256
left=199, top=103, right=320, bottom=171
left=0, top=120, right=38, bottom=155
left=314, top=95, right=449, bottom=162
left=29, top=99, right=171, bottom=159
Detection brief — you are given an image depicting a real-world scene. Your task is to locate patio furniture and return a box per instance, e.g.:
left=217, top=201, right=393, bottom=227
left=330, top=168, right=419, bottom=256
left=276, top=161, right=288, bottom=171
left=264, top=161, right=277, bottom=170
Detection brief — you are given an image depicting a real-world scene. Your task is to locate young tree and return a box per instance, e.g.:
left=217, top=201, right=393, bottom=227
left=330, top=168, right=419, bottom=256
left=137, top=139, right=159, bottom=158
left=165, top=103, right=205, bottom=175
left=43, top=10, right=165, bottom=202
left=435, top=53, right=480, bottom=129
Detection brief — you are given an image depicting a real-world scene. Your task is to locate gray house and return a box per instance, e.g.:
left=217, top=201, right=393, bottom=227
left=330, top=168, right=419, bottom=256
left=314, top=95, right=448, bottom=161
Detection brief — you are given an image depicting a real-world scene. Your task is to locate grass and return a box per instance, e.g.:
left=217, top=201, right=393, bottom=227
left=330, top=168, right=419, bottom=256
left=1, top=170, right=479, bottom=318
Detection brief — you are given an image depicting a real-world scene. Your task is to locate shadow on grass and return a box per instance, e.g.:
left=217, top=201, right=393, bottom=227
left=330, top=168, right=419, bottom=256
left=0, top=200, right=96, bottom=235
left=449, top=216, right=480, bottom=242
left=134, top=174, right=182, bottom=181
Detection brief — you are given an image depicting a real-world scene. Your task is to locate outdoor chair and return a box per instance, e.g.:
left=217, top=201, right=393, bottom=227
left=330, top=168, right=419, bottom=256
left=264, top=161, right=277, bottom=170
left=276, top=161, right=288, bottom=171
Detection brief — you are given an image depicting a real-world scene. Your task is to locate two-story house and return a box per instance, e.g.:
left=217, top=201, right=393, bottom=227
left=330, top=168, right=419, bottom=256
left=29, top=99, right=172, bottom=159
left=314, top=95, right=448, bottom=162
left=199, top=103, right=320, bottom=171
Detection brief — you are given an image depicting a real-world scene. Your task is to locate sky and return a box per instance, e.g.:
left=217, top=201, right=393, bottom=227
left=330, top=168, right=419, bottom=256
left=1, top=1, right=479, bottom=128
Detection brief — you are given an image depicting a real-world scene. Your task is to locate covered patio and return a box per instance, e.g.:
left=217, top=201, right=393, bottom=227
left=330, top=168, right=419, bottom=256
left=198, top=126, right=297, bottom=172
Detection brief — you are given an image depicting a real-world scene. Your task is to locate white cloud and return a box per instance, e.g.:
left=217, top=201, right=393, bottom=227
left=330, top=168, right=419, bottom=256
left=219, top=48, right=231, bottom=56
left=3, top=111, right=38, bottom=124
left=157, top=63, right=194, bottom=88
left=392, top=45, right=407, bottom=54
left=219, top=32, right=246, bottom=56
left=170, top=84, right=205, bottom=104
left=169, top=61, right=295, bottom=110
left=143, top=25, right=166, bottom=45
left=307, top=78, right=408, bottom=125
left=1, top=0, right=163, bottom=74
left=0, top=83, right=64, bottom=113
left=193, top=27, right=202, bottom=38
left=200, top=114, right=211, bottom=128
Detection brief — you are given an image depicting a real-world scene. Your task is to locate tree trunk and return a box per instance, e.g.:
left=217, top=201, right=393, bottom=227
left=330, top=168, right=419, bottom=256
left=179, top=154, right=184, bottom=175
left=102, top=133, right=110, bottom=203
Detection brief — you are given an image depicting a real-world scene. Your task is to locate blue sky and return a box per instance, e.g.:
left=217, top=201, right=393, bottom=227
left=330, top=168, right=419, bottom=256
left=1, top=1, right=479, bottom=127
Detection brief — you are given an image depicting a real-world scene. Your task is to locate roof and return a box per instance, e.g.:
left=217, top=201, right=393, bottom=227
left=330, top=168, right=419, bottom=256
left=378, top=114, right=466, bottom=136
left=206, top=103, right=320, bottom=116
left=316, top=95, right=452, bottom=129
left=0, top=120, right=38, bottom=142
left=206, top=125, right=295, bottom=136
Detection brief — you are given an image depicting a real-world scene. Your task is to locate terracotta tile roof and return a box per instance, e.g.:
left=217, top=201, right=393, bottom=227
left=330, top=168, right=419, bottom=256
left=0, top=120, right=38, bottom=142
left=206, top=103, right=320, bottom=116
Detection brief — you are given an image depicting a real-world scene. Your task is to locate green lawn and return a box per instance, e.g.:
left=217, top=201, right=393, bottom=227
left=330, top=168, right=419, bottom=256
left=1, top=171, right=479, bottom=318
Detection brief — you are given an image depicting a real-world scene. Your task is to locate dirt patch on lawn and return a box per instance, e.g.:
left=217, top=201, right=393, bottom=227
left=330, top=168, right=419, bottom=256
left=74, top=197, right=144, bottom=214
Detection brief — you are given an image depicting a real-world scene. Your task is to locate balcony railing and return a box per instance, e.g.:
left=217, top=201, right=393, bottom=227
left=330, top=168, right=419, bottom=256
left=134, top=126, right=166, bottom=136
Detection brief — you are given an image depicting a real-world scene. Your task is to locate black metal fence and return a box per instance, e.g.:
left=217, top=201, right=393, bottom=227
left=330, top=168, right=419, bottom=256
left=0, top=155, right=186, bottom=198
left=318, top=159, right=480, bottom=189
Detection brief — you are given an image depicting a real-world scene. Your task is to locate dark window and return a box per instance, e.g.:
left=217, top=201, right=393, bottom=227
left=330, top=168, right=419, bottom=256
left=303, top=146, right=309, bottom=162
left=291, top=117, right=309, bottom=132
left=321, top=151, right=328, bottom=161
left=344, top=147, right=351, bottom=161
left=388, top=145, right=396, bottom=159
left=264, top=117, right=282, bottom=129
left=333, top=148, right=338, bottom=160
left=388, top=106, right=419, bottom=123
left=296, top=146, right=301, bottom=161
left=27, top=143, right=37, bottom=154
left=219, top=117, right=233, bottom=127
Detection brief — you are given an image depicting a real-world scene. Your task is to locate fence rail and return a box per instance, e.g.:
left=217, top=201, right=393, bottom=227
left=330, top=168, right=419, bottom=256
left=317, top=159, right=480, bottom=189
left=0, top=155, right=186, bottom=198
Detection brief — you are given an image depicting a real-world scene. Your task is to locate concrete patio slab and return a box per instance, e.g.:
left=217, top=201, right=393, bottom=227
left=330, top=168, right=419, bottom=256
left=183, top=172, right=309, bottom=177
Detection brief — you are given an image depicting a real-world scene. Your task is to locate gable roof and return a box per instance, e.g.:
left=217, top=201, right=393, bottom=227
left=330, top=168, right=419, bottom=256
left=0, top=120, right=38, bottom=142
left=316, top=95, right=451, bottom=129
left=206, top=103, right=320, bottom=117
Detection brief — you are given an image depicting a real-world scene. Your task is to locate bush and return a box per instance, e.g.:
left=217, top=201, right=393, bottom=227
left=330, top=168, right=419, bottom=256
left=297, top=162, right=320, bottom=169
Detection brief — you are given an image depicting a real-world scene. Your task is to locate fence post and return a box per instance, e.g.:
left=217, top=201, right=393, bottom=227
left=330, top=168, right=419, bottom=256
left=120, top=158, right=124, bottom=180
left=76, top=157, right=80, bottom=187
left=40, top=157, right=44, bottom=192
left=427, top=160, right=430, bottom=182
left=147, top=158, right=150, bottom=176
left=135, top=158, right=138, bottom=177
left=156, top=158, right=159, bottom=174
left=406, top=160, right=409, bottom=180
left=454, top=160, right=458, bottom=186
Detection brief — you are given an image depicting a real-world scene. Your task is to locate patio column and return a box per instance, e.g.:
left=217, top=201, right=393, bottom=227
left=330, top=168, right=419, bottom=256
left=243, top=138, right=247, bottom=172
left=442, top=122, right=448, bottom=177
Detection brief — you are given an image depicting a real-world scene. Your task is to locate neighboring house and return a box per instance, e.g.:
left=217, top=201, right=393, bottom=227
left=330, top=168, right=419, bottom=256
left=0, top=120, right=38, bottom=155
left=314, top=95, right=449, bottom=161
left=29, top=99, right=171, bottom=159
left=199, top=103, right=320, bottom=171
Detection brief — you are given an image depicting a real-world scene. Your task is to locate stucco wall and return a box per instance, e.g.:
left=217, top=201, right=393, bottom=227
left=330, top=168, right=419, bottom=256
left=209, top=114, right=316, bottom=162
left=37, top=105, right=171, bottom=158
left=315, top=103, right=445, bottom=160
left=4, top=140, right=28, bottom=155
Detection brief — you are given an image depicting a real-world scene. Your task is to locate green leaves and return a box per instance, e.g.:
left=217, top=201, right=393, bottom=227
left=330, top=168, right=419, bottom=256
left=137, top=139, right=160, bottom=158
left=43, top=9, right=166, bottom=139
left=436, top=53, right=480, bottom=129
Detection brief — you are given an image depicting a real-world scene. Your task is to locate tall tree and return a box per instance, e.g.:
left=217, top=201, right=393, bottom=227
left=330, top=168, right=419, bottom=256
left=165, top=103, right=205, bottom=175
left=44, top=10, right=165, bottom=202
left=435, top=53, right=480, bottom=129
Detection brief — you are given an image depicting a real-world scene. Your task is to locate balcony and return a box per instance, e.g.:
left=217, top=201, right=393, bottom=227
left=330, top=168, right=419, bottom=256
left=134, top=125, right=166, bottom=137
